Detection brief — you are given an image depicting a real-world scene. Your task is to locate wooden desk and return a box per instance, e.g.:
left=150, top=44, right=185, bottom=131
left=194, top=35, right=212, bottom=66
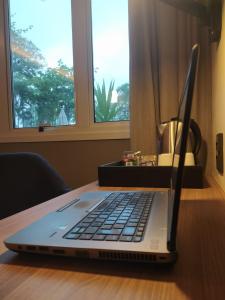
left=1, top=178, right=225, bottom=300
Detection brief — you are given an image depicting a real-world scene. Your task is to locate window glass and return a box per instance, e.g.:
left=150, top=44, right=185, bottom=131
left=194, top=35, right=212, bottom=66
left=9, top=0, right=75, bottom=128
left=91, top=0, right=130, bottom=122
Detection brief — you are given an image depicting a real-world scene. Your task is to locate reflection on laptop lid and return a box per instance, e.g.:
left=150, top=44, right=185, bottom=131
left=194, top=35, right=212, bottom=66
left=168, top=44, right=199, bottom=251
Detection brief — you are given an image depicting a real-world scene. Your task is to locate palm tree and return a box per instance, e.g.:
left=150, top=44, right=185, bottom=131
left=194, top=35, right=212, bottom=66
left=94, top=80, right=121, bottom=122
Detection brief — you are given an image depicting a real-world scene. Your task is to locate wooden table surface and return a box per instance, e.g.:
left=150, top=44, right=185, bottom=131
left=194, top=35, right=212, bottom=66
left=1, top=178, right=225, bottom=300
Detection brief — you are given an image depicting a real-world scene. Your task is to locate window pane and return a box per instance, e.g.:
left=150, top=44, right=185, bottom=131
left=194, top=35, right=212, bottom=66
left=92, top=0, right=129, bottom=123
left=9, top=0, right=75, bottom=128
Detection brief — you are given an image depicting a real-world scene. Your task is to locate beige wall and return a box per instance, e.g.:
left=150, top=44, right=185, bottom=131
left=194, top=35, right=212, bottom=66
left=0, top=139, right=130, bottom=189
left=212, top=0, right=225, bottom=190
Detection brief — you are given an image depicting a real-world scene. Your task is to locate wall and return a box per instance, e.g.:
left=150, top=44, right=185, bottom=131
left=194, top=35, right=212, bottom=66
left=0, top=139, right=130, bottom=189
left=211, top=0, right=225, bottom=190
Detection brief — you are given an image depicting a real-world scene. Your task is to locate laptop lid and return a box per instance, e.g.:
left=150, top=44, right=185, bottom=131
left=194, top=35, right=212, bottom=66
left=167, top=44, right=199, bottom=251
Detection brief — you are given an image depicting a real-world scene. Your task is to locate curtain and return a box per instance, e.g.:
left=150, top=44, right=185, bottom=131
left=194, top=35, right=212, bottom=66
left=129, top=0, right=212, bottom=173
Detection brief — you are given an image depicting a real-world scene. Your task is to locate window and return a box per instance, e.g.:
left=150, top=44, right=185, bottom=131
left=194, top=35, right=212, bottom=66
left=92, top=0, right=129, bottom=123
left=0, top=0, right=129, bottom=142
left=9, top=0, right=75, bottom=128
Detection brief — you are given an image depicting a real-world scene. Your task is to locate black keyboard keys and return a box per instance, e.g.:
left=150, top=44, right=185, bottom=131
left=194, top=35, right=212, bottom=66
left=64, top=191, right=154, bottom=242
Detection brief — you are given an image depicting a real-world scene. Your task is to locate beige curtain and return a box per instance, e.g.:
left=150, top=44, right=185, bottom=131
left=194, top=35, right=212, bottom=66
left=129, top=0, right=212, bottom=173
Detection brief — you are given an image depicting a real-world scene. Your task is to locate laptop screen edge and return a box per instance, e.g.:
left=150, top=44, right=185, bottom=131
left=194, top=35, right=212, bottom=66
left=167, top=44, right=199, bottom=252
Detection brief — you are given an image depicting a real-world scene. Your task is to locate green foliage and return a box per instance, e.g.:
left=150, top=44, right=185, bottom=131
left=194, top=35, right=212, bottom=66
left=10, top=21, right=45, bottom=127
left=10, top=20, right=129, bottom=127
left=94, top=80, right=130, bottom=122
left=11, top=22, right=75, bottom=127
left=116, top=83, right=130, bottom=120
left=94, top=80, right=121, bottom=122
left=31, top=61, right=75, bottom=125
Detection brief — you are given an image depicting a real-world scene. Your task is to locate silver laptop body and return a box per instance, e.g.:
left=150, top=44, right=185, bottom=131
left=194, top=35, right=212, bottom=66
left=4, top=45, right=199, bottom=264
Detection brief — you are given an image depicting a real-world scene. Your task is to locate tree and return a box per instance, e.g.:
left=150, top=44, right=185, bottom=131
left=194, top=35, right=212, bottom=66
left=116, top=83, right=130, bottom=120
left=32, top=60, right=75, bottom=125
left=10, top=20, right=129, bottom=127
left=10, top=22, right=45, bottom=127
left=10, top=21, right=75, bottom=127
left=94, top=80, right=121, bottom=122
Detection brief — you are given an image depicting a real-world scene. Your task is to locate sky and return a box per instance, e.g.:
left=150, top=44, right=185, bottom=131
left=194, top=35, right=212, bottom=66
left=10, top=0, right=129, bottom=88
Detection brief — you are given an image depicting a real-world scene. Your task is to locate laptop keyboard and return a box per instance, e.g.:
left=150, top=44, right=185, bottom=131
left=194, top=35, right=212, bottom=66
left=64, top=192, right=154, bottom=242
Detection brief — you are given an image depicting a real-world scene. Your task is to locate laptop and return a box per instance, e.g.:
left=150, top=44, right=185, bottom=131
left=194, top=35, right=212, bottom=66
left=4, top=44, right=199, bottom=264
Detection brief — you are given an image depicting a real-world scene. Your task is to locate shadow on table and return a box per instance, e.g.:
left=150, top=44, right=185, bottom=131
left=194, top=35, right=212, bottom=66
left=1, top=199, right=225, bottom=299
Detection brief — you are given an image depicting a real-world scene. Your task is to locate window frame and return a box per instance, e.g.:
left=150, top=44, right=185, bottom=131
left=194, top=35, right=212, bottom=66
left=0, top=0, right=129, bottom=143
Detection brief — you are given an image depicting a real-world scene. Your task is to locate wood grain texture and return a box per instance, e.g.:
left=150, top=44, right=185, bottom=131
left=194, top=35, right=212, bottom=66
left=1, top=178, right=225, bottom=300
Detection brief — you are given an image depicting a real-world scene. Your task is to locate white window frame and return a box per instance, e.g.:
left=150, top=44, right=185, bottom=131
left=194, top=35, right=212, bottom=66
left=0, top=0, right=129, bottom=143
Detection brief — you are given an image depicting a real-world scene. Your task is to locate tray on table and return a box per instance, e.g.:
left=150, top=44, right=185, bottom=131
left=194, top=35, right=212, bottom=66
left=98, top=161, right=203, bottom=188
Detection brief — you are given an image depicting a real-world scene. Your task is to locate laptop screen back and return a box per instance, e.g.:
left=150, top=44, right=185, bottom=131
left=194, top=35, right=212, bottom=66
left=167, top=44, right=199, bottom=251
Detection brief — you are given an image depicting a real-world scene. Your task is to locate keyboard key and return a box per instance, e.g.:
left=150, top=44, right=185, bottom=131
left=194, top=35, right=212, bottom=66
left=79, top=234, right=93, bottom=240
left=135, top=232, right=143, bottom=236
left=127, top=222, right=138, bottom=227
left=129, top=218, right=139, bottom=223
left=108, top=217, right=118, bottom=221
left=99, top=214, right=109, bottom=219
left=97, top=229, right=122, bottom=235
left=71, top=227, right=81, bottom=233
left=137, top=227, right=144, bottom=232
left=65, top=233, right=80, bottom=239
left=78, top=228, right=86, bottom=233
left=122, top=227, right=136, bottom=236
left=101, top=224, right=113, bottom=229
left=119, top=236, right=133, bottom=242
left=95, top=218, right=106, bottom=223
left=120, top=213, right=131, bottom=217
left=92, top=222, right=103, bottom=227
left=140, top=218, right=147, bottom=222
left=78, top=222, right=90, bottom=228
left=105, top=235, right=119, bottom=241
left=110, top=213, right=120, bottom=217
left=89, top=213, right=99, bottom=218
left=84, top=227, right=98, bottom=234
left=104, top=220, right=115, bottom=225
left=113, top=224, right=125, bottom=229
left=116, top=220, right=127, bottom=224
left=83, top=217, right=95, bottom=223
left=133, top=236, right=142, bottom=242
left=93, top=235, right=106, bottom=240
left=131, top=214, right=141, bottom=219
left=118, top=216, right=129, bottom=221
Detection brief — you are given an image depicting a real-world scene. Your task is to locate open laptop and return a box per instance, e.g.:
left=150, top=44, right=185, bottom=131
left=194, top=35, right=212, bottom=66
left=4, top=44, right=199, bottom=264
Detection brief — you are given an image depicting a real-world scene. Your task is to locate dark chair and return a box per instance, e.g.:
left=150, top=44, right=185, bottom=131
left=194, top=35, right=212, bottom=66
left=0, top=152, right=71, bottom=219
